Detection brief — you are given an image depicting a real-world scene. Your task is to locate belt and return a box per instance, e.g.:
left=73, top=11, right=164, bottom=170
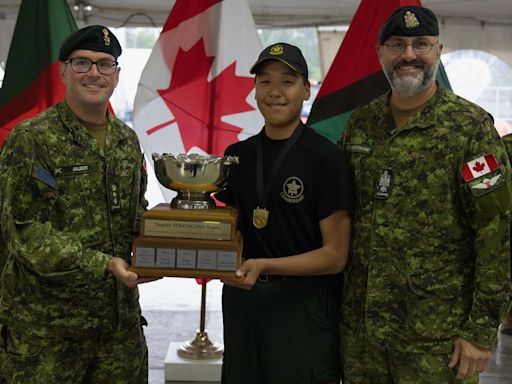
left=257, top=274, right=342, bottom=283
left=257, top=275, right=306, bottom=283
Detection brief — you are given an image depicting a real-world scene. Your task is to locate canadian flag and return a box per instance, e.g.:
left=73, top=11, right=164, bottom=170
left=461, top=153, right=500, bottom=182
left=133, top=0, right=263, bottom=203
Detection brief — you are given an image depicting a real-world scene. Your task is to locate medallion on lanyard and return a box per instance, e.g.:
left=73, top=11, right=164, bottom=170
left=254, top=124, right=304, bottom=230
left=252, top=207, right=269, bottom=229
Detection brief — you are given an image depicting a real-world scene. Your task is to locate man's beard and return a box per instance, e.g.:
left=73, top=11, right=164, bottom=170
left=383, top=59, right=439, bottom=97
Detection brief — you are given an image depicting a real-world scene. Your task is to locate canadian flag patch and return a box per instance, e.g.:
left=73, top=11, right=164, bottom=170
left=461, top=154, right=500, bottom=182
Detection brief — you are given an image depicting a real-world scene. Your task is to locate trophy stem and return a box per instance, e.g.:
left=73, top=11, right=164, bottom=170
left=171, top=191, right=215, bottom=209
left=177, top=281, right=224, bottom=360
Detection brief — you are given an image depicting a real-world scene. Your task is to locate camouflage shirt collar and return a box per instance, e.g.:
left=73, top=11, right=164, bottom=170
left=57, top=101, right=132, bottom=151
left=58, top=101, right=97, bottom=150
left=381, top=83, right=444, bottom=133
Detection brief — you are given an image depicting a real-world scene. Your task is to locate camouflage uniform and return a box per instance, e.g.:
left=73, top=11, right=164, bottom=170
left=500, top=134, right=512, bottom=332
left=341, top=86, right=512, bottom=383
left=0, top=101, right=148, bottom=383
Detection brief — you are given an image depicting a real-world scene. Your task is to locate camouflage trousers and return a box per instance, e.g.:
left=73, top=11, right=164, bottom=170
left=340, top=329, right=478, bottom=384
left=0, top=317, right=147, bottom=384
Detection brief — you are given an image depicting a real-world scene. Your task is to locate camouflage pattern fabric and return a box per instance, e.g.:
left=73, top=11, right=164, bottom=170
left=341, top=87, right=512, bottom=359
left=0, top=234, right=6, bottom=282
left=341, top=329, right=477, bottom=384
left=0, top=101, right=148, bottom=382
left=500, top=133, right=512, bottom=323
left=0, top=317, right=147, bottom=384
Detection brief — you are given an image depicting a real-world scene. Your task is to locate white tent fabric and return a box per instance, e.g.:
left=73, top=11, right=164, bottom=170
left=1, top=0, right=512, bottom=28
left=1, top=1, right=512, bottom=68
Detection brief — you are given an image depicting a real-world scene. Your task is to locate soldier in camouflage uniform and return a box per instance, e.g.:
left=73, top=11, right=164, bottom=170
left=0, top=26, right=153, bottom=384
left=340, top=6, right=512, bottom=383
left=500, top=134, right=512, bottom=337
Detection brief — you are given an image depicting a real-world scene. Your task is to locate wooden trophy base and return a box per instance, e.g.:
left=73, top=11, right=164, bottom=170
left=129, top=204, right=242, bottom=281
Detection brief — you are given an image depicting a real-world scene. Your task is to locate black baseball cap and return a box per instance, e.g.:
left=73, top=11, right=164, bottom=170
left=250, top=42, right=308, bottom=79
left=59, top=25, right=122, bottom=61
left=378, top=6, right=439, bottom=44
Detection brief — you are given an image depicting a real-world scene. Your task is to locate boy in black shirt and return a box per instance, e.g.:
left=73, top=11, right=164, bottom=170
left=216, top=43, right=353, bottom=384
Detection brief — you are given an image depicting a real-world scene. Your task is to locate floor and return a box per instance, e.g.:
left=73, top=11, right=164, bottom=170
left=480, top=327, right=512, bottom=384
left=139, top=278, right=224, bottom=384
left=140, top=279, right=512, bottom=383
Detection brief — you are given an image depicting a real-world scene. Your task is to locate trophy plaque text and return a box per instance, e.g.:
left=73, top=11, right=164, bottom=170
left=129, top=153, right=242, bottom=280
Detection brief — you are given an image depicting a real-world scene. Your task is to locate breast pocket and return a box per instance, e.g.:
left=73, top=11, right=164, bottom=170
left=53, top=165, right=104, bottom=229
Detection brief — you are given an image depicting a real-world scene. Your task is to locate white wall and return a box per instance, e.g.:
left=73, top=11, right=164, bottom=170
left=440, top=21, right=512, bottom=68
left=316, top=20, right=512, bottom=74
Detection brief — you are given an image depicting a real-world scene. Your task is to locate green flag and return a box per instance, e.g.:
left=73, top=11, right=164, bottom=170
left=307, top=0, right=451, bottom=143
left=0, top=0, right=76, bottom=145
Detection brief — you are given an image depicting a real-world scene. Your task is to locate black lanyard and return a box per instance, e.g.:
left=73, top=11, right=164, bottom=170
left=253, top=124, right=304, bottom=228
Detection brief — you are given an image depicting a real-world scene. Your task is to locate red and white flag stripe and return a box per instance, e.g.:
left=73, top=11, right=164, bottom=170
left=461, top=153, right=500, bottom=182
left=132, top=0, right=263, bottom=204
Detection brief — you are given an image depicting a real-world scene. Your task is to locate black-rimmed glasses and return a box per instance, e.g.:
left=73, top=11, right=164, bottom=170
left=64, top=57, right=118, bottom=75
left=382, top=41, right=439, bottom=54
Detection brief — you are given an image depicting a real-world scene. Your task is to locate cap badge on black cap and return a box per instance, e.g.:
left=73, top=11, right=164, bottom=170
left=269, top=44, right=284, bottom=56
left=102, top=28, right=111, bottom=46
left=404, top=11, right=420, bottom=29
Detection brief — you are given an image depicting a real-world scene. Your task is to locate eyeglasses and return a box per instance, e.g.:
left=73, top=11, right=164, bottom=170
left=65, top=57, right=118, bottom=75
left=382, top=41, right=439, bottom=54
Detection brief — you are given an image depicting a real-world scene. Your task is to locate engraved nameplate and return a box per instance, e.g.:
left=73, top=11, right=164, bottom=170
left=217, top=250, right=237, bottom=271
left=144, top=219, right=232, bottom=240
left=156, top=248, right=176, bottom=268
left=197, top=249, right=217, bottom=270
left=176, top=249, right=197, bottom=269
left=135, top=247, right=156, bottom=267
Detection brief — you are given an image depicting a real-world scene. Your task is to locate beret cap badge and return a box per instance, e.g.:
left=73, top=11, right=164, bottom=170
left=404, top=11, right=420, bottom=29
left=102, top=28, right=111, bottom=46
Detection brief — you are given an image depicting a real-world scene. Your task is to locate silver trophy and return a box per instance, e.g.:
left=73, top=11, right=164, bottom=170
left=146, top=152, right=240, bottom=360
left=153, top=153, right=239, bottom=209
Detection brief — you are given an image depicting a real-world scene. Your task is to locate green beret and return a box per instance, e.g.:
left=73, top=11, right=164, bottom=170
left=378, top=6, right=439, bottom=44
left=59, top=25, right=122, bottom=61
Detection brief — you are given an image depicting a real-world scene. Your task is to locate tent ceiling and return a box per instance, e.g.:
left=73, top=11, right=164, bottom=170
left=0, top=0, right=511, bottom=28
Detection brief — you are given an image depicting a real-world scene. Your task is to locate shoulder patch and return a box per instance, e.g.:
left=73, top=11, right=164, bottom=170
left=461, top=154, right=500, bottom=182
left=32, top=165, right=58, bottom=189
left=468, top=173, right=505, bottom=197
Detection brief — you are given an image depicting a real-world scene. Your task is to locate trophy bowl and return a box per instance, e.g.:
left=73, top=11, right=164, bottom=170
left=153, top=153, right=238, bottom=209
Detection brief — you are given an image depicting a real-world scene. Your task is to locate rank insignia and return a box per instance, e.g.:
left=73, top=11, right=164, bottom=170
left=461, top=154, right=500, bottom=182
left=109, top=182, right=121, bottom=212
left=375, top=170, right=392, bottom=199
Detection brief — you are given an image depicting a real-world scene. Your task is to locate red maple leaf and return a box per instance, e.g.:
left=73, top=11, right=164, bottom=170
left=151, top=39, right=255, bottom=156
left=472, top=161, right=486, bottom=173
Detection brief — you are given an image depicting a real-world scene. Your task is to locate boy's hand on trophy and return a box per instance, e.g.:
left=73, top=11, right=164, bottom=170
left=223, top=258, right=263, bottom=290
